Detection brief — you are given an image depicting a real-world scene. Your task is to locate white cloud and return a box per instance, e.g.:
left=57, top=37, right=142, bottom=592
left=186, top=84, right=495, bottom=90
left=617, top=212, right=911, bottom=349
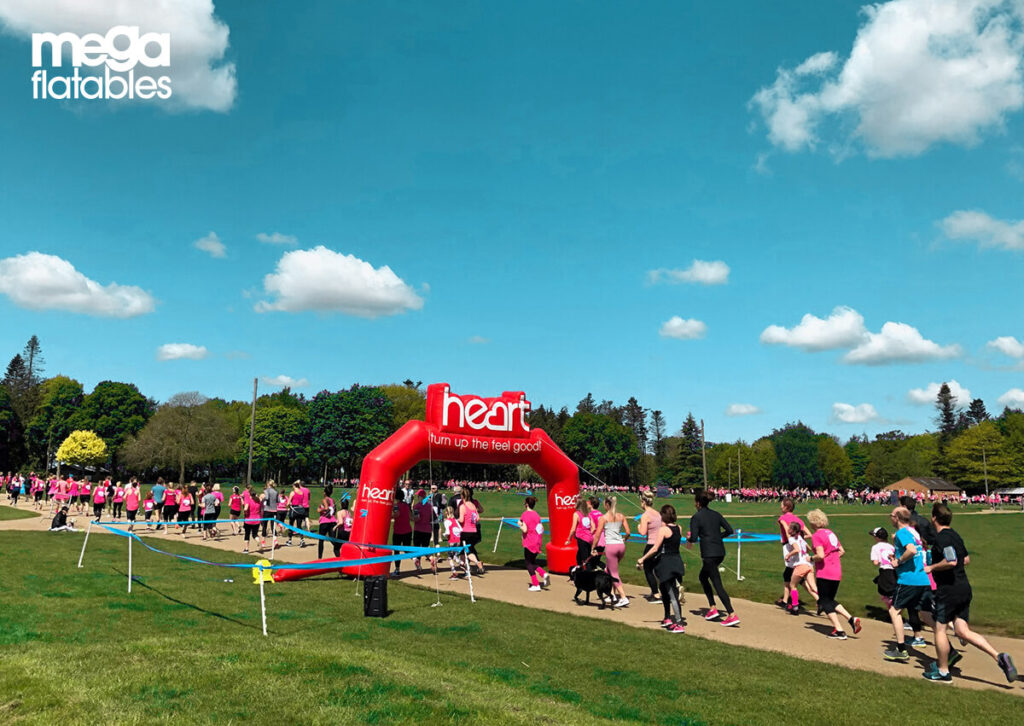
left=0, top=0, right=236, bottom=111
left=255, top=246, right=424, bottom=318
left=648, top=260, right=730, bottom=285
left=659, top=316, right=707, bottom=340
left=467, top=335, right=489, bottom=344
left=725, top=403, right=761, bottom=417
left=843, top=322, right=961, bottom=365
left=988, top=335, right=1024, bottom=358
left=940, top=210, right=1024, bottom=251
left=194, top=231, right=225, bottom=258
left=156, top=343, right=208, bottom=361
left=760, top=306, right=867, bottom=351
left=997, top=387, right=1024, bottom=408
left=907, top=379, right=972, bottom=406
left=832, top=402, right=880, bottom=424
left=750, top=0, right=1024, bottom=157
left=262, top=374, right=309, bottom=388
left=0, top=251, right=155, bottom=317
left=256, top=232, right=298, bottom=246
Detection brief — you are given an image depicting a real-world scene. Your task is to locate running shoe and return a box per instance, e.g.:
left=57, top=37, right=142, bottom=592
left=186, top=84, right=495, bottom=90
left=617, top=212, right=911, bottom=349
left=910, top=636, right=927, bottom=647
left=614, top=598, right=630, bottom=608
left=704, top=608, right=720, bottom=621
left=721, top=614, right=740, bottom=627
left=948, top=649, right=962, bottom=669
left=921, top=669, right=952, bottom=684
left=883, top=647, right=910, bottom=662
left=542, top=573, right=550, bottom=587
left=448, top=573, right=460, bottom=580
left=667, top=624, right=686, bottom=634
left=903, top=623, right=913, bottom=632
left=850, top=617, right=863, bottom=635
left=787, top=606, right=799, bottom=616
left=997, top=653, right=1017, bottom=683
left=660, top=618, right=674, bottom=629
left=827, top=629, right=847, bottom=640
left=528, top=585, right=541, bottom=592
left=774, top=599, right=788, bottom=609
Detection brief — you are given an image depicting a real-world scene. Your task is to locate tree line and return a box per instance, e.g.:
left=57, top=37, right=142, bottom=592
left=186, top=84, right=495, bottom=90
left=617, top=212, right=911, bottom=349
left=1, top=337, right=1020, bottom=491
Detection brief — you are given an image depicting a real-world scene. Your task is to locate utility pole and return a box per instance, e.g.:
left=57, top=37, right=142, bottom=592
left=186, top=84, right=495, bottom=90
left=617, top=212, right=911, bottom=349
left=700, top=419, right=708, bottom=487
left=246, top=377, right=257, bottom=487
left=728, top=458, right=732, bottom=487
left=982, top=445, right=989, bottom=498
left=737, top=446, right=742, bottom=488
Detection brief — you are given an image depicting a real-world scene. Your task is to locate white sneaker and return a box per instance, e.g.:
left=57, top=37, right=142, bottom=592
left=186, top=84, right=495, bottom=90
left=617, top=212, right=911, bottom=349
left=542, top=573, right=550, bottom=586
left=528, top=585, right=542, bottom=592
left=614, top=598, right=629, bottom=608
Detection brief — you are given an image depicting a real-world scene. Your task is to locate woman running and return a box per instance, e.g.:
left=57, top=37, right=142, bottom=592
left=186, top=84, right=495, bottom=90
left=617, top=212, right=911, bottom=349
left=176, top=486, right=194, bottom=535
left=242, top=490, right=262, bottom=554
left=124, top=481, right=140, bottom=532
left=412, top=489, right=434, bottom=572
left=518, top=496, right=548, bottom=592
left=806, top=509, right=861, bottom=639
left=565, top=498, right=594, bottom=568
left=111, top=482, right=125, bottom=519
left=69, top=478, right=81, bottom=514
left=228, top=486, right=242, bottom=536
left=783, top=521, right=817, bottom=615
left=444, top=505, right=463, bottom=579
left=593, top=497, right=631, bottom=607
left=143, top=490, right=155, bottom=528
left=330, top=498, right=351, bottom=557
left=458, top=489, right=485, bottom=575
left=638, top=492, right=663, bottom=602
left=687, top=489, right=739, bottom=626
left=163, top=483, right=178, bottom=532
left=317, top=487, right=337, bottom=559
left=637, top=504, right=686, bottom=633
left=391, top=488, right=413, bottom=577
left=91, top=478, right=106, bottom=521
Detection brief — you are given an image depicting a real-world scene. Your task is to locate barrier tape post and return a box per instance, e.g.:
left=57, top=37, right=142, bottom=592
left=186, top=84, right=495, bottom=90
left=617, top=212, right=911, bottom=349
left=128, top=533, right=133, bottom=594
left=259, top=564, right=268, bottom=637
left=492, top=518, right=503, bottom=553
left=736, top=529, right=742, bottom=582
left=77, top=520, right=92, bottom=568
left=463, top=546, right=475, bottom=603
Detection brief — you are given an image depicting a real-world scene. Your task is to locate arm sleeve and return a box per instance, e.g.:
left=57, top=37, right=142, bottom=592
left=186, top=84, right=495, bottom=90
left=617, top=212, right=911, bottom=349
left=687, top=514, right=699, bottom=543
left=720, top=513, right=734, bottom=538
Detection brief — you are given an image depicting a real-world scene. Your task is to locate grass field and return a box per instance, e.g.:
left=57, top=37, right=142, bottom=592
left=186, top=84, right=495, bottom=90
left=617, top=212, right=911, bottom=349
left=0, top=505, right=39, bottom=521
left=465, top=493, right=1024, bottom=638
left=1, top=530, right=1021, bottom=725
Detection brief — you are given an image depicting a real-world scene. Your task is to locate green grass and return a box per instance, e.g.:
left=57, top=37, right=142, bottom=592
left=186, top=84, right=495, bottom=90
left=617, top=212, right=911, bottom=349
left=475, top=495, right=1024, bottom=638
left=0, top=531, right=1022, bottom=724
left=0, top=505, right=38, bottom=522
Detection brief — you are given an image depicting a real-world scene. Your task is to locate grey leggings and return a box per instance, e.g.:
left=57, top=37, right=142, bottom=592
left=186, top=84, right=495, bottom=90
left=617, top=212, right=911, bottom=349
left=660, top=577, right=683, bottom=622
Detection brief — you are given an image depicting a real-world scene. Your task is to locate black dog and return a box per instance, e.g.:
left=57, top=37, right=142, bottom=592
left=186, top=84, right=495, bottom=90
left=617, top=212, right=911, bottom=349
left=569, top=555, right=616, bottom=609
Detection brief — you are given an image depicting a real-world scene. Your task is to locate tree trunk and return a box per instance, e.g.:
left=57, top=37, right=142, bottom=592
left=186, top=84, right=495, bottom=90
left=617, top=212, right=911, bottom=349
left=179, top=454, right=186, bottom=486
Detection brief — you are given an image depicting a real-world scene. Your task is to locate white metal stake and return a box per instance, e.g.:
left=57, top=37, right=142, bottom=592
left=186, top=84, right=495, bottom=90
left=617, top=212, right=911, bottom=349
left=736, top=529, right=742, bottom=582
left=128, top=534, right=133, bottom=594
left=259, top=566, right=268, bottom=637
left=464, top=547, right=476, bottom=603
left=492, top=519, right=504, bottom=553
left=77, top=520, right=93, bottom=568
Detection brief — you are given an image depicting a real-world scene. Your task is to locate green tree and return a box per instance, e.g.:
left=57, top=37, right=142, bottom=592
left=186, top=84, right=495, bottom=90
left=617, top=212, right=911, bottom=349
left=817, top=435, right=852, bottom=488
left=2, top=354, right=36, bottom=426
left=966, top=398, right=989, bottom=426
left=562, top=412, right=640, bottom=486
left=674, top=413, right=704, bottom=487
left=996, top=410, right=1024, bottom=486
left=649, top=410, right=667, bottom=475
left=0, top=387, right=23, bottom=470
left=576, top=393, right=596, bottom=414
left=746, top=438, right=776, bottom=485
left=770, top=423, right=821, bottom=488
left=308, top=385, right=394, bottom=479
left=934, top=382, right=960, bottom=476
left=245, top=405, right=311, bottom=481
left=123, top=392, right=239, bottom=485
left=947, top=421, right=1011, bottom=492
left=71, top=381, right=153, bottom=470
left=844, top=435, right=870, bottom=487
left=622, top=397, right=650, bottom=485
left=380, top=383, right=426, bottom=431
left=25, top=376, right=84, bottom=469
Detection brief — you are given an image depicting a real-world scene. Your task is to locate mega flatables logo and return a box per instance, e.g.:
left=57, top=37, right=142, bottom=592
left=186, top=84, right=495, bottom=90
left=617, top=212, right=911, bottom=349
left=31, top=26, right=172, bottom=101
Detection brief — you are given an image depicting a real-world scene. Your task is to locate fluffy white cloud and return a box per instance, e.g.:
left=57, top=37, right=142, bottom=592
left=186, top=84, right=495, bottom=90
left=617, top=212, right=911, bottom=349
left=832, top=402, right=880, bottom=424
left=940, top=210, right=1024, bottom=250
left=988, top=335, right=1024, bottom=358
left=751, top=0, right=1024, bottom=157
left=725, top=403, right=761, bottom=417
left=156, top=343, right=208, bottom=361
left=255, top=246, right=424, bottom=318
left=648, top=260, right=730, bottom=285
left=997, top=388, right=1024, bottom=408
left=0, top=0, right=236, bottom=111
left=0, top=251, right=155, bottom=317
left=262, top=374, right=308, bottom=388
left=760, top=306, right=867, bottom=351
left=843, top=322, right=961, bottom=365
left=467, top=335, right=490, bottom=344
left=659, top=316, right=707, bottom=340
left=907, top=379, right=971, bottom=405
left=256, top=232, right=297, bottom=245
left=194, top=231, right=225, bottom=258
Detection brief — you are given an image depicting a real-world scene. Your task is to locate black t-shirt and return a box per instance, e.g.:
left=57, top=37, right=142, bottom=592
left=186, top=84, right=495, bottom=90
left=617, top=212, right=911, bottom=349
left=910, top=510, right=936, bottom=546
left=930, top=527, right=969, bottom=592
left=687, top=508, right=733, bottom=559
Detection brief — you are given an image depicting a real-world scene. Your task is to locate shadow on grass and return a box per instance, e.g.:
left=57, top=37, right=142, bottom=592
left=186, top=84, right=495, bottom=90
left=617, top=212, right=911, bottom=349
left=112, top=568, right=264, bottom=633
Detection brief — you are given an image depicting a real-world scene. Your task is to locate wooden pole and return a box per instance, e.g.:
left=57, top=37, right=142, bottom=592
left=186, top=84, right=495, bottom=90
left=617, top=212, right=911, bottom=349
left=246, top=378, right=257, bottom=487
left=700, top=420, right=708, bottom=487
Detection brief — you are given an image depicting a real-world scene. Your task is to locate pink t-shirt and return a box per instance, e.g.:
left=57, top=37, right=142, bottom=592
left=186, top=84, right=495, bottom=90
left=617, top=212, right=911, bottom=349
left=521, top=509, right=543, bottom=553
left=213, top=491, right=224, bottom=503
left=126, top=490, right=139, bottom=511
left=778, top=512, right=805, bottom=543
left=812, top=528, right=843, bottom=580
left=69, top=481, right=80, bottom=497
left=244, top=499, right=261, bottom=524
left=393, top=501, right=412, bottom=535
left=319, top=498, right=336, bottom=524
left=144, top=498, right=155, bottom=512
left=300, top=487, right=311, bottom=507
left=113, top=487, right=124, bottom=503
left=413, top=502, right=432, bottom=533
left=575, top=511, right=594, bottom=542
left=177, top=493, right=192, bottom=513
left=92, top=487, right=106, bottom=504
left=460, top=503, right=479, bottom=534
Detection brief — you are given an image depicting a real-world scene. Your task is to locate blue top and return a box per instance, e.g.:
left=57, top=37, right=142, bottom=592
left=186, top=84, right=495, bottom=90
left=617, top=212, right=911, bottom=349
left=152, top=483, right=166, bottom=505
left=893, top=526, right=930, bottom=586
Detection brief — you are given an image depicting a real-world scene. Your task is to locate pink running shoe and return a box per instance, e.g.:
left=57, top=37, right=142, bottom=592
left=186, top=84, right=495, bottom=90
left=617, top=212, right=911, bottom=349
left=667, top=624, right=686, bottom=634
left=720, top=614, right=740, bottom=627
left=660, top=618, right=674, bottom=629
left=704, top=608, right=720, bottom=621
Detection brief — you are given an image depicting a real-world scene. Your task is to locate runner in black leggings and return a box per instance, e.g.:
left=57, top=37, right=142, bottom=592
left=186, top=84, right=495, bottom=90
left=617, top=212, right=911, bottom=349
left=687, top=489, right=740, bottom=626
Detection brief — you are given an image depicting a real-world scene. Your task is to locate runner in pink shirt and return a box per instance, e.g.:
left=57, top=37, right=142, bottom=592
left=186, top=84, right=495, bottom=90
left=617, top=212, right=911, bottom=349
left=91, top=481, right=106, bottom=521
left=444, top=505, right=463, bottom=579
left=176, top=488, right=193, bottom=536
left=143, top=491, right=156, bottom=529
left=69, top=479, right=80, bottom=513
left=316, top=489, right=336, bottom=559
left=777, top=497, right=812, bottom=610
left=518, top=497, right=548, bottom=591
left=242, top=490, right=262, bottom=554
left=112, top=482, right=125, bottom=519
left=807, top=509, right=861, bottom=640
left=125, top=482, right=140, bottom=531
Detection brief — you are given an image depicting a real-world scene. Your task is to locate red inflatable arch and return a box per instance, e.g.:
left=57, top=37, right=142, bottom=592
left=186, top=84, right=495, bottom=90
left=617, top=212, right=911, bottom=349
left=273, top=384, right=580, bottom=581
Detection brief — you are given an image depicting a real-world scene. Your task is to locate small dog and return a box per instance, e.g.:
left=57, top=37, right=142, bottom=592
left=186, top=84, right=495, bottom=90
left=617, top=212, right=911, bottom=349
left=569, top=555, right=616, bottom=609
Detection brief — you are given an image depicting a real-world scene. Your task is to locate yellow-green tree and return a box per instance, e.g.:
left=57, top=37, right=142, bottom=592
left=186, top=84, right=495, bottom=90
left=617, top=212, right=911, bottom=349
left=947, top=421, right=1011, bottom=491
left=56, top=430, right=108, bottom=468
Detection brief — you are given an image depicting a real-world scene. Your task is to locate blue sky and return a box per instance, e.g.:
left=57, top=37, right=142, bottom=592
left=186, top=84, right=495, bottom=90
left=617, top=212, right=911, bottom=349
left=1, top=0, right=1023, bottom=443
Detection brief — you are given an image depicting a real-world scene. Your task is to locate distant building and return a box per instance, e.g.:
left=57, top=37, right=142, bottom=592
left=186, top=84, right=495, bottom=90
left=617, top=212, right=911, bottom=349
left=883, top=477, right=962, bottom=497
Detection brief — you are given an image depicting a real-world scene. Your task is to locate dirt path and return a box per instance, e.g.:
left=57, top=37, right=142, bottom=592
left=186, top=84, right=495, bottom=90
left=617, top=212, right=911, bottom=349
left=4, top=502, right=1021, bottom=697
